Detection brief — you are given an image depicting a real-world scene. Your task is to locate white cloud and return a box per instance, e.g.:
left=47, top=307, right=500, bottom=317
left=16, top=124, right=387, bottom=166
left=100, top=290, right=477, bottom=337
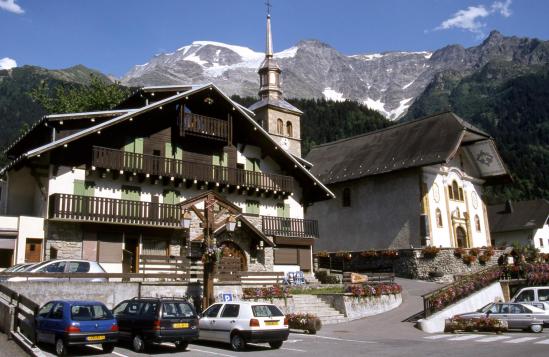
left=492, top=0, right=512, bottom=17
left=0, top=57, right=17, bottom=70
left=435, top=1, right=512, bottom=36
left=0, top=0, right=24, bottom=14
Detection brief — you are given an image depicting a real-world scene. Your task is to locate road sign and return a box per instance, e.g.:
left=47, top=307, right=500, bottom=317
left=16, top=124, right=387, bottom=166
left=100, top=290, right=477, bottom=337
left=222, top=293, right=233, bottom=302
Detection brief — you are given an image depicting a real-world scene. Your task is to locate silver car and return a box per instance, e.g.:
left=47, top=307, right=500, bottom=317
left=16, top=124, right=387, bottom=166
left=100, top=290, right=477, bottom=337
left=456, top=302, right=549, bottom=333
left=4, top=259, right=106, bottom=282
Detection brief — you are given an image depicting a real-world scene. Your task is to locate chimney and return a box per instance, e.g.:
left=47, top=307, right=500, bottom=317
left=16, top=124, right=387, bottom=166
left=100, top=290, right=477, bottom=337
left=505, top=200, right=514, bottom=214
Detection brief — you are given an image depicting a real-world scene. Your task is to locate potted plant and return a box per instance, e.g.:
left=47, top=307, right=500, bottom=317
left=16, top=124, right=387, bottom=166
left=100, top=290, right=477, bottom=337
left=422, top=246, right=440, bottom=259
left=454, top=247, right=466, bottom=258
left=286, top=313, right=322, bottom=334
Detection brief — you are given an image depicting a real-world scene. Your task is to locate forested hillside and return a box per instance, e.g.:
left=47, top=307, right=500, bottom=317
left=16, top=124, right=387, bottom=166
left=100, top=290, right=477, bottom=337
left=406, top=61, right=549, bottom=202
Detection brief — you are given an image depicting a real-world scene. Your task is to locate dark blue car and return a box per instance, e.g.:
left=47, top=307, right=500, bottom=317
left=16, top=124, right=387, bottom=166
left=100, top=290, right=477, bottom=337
left=35, top=300, right=118, bottom=356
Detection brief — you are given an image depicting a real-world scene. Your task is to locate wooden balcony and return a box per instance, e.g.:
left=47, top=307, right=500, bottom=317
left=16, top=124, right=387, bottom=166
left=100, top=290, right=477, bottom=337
left=92, top=146, right=294, bottom=193
left=49, top=193, right=181, bottom=227
left=179, top=112, right=229, bottom=141
left=262, top=216, right=319, bottom=239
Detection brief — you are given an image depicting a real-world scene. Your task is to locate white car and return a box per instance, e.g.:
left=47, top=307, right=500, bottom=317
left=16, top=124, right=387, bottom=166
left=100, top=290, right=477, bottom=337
left=5, top=259, right=107, bottom=282
left=199, top=301, right=289, bottom=351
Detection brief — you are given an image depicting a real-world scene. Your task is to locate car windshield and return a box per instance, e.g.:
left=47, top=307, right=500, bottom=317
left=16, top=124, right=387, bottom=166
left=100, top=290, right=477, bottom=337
left=478, top=303, right=496, bottom=313
left=162, top=302, right=195, bottom=318
left=252, top=305, right=284, bottom=317
left=71, top=304, right=113, bottom=321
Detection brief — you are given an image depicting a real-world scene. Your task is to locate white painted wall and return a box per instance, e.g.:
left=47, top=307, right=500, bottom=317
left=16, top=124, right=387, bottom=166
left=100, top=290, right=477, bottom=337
left=0, top=216, right=18, bottom=231
left=533, top=224, right=549, bottom=253
left=418, top=282, right=504, bottom=333
left=16, top=216, right=45, bottom=264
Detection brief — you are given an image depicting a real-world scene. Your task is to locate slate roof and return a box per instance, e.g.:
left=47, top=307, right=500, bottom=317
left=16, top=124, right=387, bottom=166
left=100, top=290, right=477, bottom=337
left=248, top=97, right=303, bottom=115
left=305, top=111, right=495, bottom=185
left=488, top=199, right=549, bottom=233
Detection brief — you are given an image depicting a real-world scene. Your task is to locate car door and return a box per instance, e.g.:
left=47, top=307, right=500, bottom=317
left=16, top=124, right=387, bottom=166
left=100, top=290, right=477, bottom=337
left=509, top=304, right=531, bottom=329
left=491, top=303, right=511, bottom=326
left=46, top=302, right=66, bottom=344
left=216, top=304, right=240, bottom=343
left=112, top=301, right=130, bottom=340
left=199, top=304, right=223, bottom=341
left=119, top=301, right=142, bottom=339
left=35, top=302, right=54, bottom=343
left=34, top=261, right=68, bottom=281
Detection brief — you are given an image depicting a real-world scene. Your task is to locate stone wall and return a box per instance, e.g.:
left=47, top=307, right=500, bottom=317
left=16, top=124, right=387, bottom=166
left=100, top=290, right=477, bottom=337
left=318, top=293, right=402, bottom=320
left=45, top=221, right=83, bottom=260
left=319, top=248, right=504, bottom=281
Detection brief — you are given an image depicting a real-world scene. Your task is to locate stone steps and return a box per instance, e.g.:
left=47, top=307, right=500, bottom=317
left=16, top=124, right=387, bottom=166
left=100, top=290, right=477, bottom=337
left=289, top=295, right=347, bottom=325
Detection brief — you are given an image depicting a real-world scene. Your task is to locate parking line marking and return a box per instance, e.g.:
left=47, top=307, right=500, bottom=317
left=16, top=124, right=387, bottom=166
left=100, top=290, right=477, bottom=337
left=189, top=348, right=237, bottom=357
left=86, top=345, right=129, bottom=357
left=504, top=337, right=538, bottom=344
left=535, top=339, right=549, bottom=344
left=447, top=334, right=483, bottom=341
left=112, top=351, right=129, bottom=357
left=282, top=347, right=307, bottom=352
left=300, top=334, right=376, bottom=343
left=476, top=336, right=511, bottom=342
left=424, top=335, right=451, bottom=340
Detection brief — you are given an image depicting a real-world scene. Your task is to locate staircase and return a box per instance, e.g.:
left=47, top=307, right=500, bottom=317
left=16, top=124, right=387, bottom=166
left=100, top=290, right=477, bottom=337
left=291, top=295, right=347, bottom=325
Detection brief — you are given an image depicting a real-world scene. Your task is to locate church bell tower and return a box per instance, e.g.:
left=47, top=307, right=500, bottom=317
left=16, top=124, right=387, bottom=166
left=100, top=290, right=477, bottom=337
left=249, top=10, right=303, bottom=158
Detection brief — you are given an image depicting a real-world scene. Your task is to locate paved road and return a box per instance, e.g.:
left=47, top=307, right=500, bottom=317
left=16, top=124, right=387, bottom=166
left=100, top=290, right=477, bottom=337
left=10, top=278, right=549, bottom=356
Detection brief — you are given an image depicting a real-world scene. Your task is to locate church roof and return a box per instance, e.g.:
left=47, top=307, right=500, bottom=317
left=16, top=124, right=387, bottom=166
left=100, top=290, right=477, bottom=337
left=488, top=199, right=549, bottom=233
left=248, top=97, right=303, bottom=115
left=305, top=111, right=509, bottom=185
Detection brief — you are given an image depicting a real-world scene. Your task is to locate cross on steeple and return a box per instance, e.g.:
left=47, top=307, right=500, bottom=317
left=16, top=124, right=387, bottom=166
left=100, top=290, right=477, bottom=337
left=265, top=0, right=272, bottom=16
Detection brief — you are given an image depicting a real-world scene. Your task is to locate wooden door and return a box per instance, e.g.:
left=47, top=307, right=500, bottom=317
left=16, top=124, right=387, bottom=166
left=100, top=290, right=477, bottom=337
left=25, top=239, right=42, bottom=262
left=219, top=242, right=247, bottom=272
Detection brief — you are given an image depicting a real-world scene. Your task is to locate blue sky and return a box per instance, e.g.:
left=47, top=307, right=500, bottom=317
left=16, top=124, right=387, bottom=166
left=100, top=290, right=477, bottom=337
left=1, top=0, right=548, bottom=77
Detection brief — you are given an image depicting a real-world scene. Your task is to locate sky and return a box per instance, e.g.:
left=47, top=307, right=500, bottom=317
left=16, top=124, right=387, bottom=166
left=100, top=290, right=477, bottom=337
left=1, top=0, right=548, bottom=77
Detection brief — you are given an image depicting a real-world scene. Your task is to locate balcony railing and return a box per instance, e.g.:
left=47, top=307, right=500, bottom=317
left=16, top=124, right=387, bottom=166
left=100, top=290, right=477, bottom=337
left=93, top=146, right=294, bottom=193
left=179, top=112, right=228, bottom=141
left=49, top=193, right=181, bottom=227
left=262, top=216, right=319, bottom=238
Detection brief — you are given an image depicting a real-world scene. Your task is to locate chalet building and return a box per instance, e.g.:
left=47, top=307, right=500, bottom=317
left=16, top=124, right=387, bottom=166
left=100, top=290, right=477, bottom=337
left=0, top=14, right=334, bottom=274
left=305, top=112, right=510, bottom=252
left=488, top=199, right=549, bottom=254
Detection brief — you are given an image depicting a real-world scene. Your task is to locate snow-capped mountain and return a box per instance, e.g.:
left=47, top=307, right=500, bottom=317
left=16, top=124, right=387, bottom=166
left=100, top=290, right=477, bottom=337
left=122, top=31, right=549, bottom=120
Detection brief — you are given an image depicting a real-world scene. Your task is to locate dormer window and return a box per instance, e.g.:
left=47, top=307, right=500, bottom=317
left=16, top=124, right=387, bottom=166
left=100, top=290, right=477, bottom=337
left=277, top=119, right=284, bottom=135
left=286, top=121, right=293, bottom=137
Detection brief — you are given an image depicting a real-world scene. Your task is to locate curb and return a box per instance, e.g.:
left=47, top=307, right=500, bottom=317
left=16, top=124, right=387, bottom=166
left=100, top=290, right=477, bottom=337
left=10, top=331, right=46, bottom=357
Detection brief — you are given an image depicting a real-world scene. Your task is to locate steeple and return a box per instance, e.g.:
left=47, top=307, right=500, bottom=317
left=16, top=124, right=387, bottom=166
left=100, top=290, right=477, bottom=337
left=258, top=13, right=282, bottom=99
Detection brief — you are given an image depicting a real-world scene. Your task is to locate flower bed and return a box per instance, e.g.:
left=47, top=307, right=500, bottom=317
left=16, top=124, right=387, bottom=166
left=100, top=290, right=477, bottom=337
left=422, top=246, right=440, bottom=259
left=445, top=316, right=508, bottom=333
left=242, top=285, right=289, bottom=300
left=286, top=313, right=322, bottom=334
left=346, top=283, right=402, bottom=297
left=425, top=267, right=503, bottom=315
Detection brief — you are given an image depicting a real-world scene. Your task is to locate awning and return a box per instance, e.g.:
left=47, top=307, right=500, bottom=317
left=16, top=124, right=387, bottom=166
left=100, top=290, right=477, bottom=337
left=0, top=237, right=16, bottom=250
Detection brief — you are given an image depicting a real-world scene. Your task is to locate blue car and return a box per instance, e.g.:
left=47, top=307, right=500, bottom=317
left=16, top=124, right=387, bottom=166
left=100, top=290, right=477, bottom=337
left=35, top=300, right=118, bottom=356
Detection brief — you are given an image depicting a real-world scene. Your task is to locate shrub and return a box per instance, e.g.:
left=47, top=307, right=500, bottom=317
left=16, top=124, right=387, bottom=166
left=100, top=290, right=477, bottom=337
left=286, top=313, right=322, bottom=334
left=242, top=285, right=289, bottom=300
left=346, top=283, right=402, bottom=297
left=315, top=271, right=340, bottom=284
left=360, top=250, right=378, bottom=258
left=422, top=246, right=440, bottom=259
left=454, top=248, right=466, bottom=258
left=469, top=248, right=481, bottom=256
left=315, top=251, right=330, bottom=258
left=463, top=254, right=477, bottom=265
left=381, top=249, right=399, bottom=258
left=445, top=316, right=507, bottom=333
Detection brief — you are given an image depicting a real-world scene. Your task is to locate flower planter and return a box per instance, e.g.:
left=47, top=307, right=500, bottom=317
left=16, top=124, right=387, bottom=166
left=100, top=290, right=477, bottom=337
left=287, top=313, right=322, bottom=334
left=445, top=317, right=508, bottom=334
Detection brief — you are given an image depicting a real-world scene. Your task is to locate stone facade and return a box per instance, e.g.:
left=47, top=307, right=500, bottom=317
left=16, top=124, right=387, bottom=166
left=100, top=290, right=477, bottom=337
left=216, top=229, right=274, bottom=272
left=45, top=221, right=83, bottom=260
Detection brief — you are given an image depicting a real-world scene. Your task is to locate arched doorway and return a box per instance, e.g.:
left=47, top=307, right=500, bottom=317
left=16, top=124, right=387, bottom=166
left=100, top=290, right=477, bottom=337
left=218, top=241, right=247, bottom=272
left=456, top=226, right=467, bottom=248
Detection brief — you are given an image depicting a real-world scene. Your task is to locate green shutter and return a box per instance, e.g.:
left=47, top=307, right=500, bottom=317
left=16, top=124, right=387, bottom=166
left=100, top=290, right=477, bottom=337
left=245, top=157, right=254, bottom=171
left=254, top=159, right=261, bottom=172
left=222, top=152, right=228, bottom=167
left=123, top=139, right=134, bottom=153
left=212, top=154, right=220, bottom=166
left=134, top=138, right=144, bottom=154
left=74, top=180, right=95, bottom=196
left=121, top=186, right=140, bottom=201
left=246, top=200, right=259, bottom=215
left=175, top=146, right=183, bottom=161
left=165, top=142, right=173, bottom=158
left=163, top=189, right=180, bottom=205
left=284, top=203, right=291, bottom=218
left=276, top=203, right=284, bottom=217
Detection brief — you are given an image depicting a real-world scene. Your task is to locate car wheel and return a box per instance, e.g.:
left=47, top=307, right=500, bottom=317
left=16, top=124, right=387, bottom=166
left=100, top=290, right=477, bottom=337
left=269, top=341, right=283, bottom=349
left=530, top=324, right=543, bottom=333
left=175, top=341, right=189, bottom=351
left=230, top=333, right=246, bottom=351
left=55, top=338, right=67, bottom=357
left=132, top=334, right=145, bottom=352
left=102, top=343, right=115, bottom=353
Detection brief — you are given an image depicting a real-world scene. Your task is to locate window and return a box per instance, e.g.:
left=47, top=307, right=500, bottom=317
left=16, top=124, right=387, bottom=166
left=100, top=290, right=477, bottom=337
left=515, top=290, right=535, bottom=302
left=125, top=302, right=142, bottom=315
left=142, top=239, right=168, bottom=256
left=436, top=208, right=443, bottom=228
left=286, top=121, right=293, bottom=137
left=448, top=185, right=454, bottom=200
left=68, top=261, right=90, bottom=273
left=510, top=304, right=527, bottom=314
left=71, top=304, right=112, bottom=321
left=245, top=200, right=260, bottom=215
left=540, top=238, right=544, bottom=248
left=38, top=261, right=66, bottom=273
left=342, top=187, right=351, bottom=207
left=113, top=302, right=128, bottom=317
left=204, top=304, right=222, bottom=318
left=142, top=302, right=159, bottom=317
left=252, top=305, right=284, bottom=317
left=449, top=181, right=464, bottom=201
left=50, top=303, right=64, bottom=319
left=276, top=119, right=284, bottom=135
left=38, top=302, right=54, bottom=318
left=538, top=289, right=549, bottom=302
left=475, top=215, right=481, bottom=232
left=221, top=304, right=240, bottom=318
left=162, top=302, right=195, bottom=318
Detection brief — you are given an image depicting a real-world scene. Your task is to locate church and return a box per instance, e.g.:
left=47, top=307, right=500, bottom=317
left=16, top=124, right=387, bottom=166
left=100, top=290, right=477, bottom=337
left=0, top=13, right=334, bottom=275
left=305, top=112, right=511, bottom=252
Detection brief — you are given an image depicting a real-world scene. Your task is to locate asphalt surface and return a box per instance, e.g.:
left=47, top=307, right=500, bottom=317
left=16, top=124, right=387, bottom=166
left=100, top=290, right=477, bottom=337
left=6, top=278, right=549, bottom=356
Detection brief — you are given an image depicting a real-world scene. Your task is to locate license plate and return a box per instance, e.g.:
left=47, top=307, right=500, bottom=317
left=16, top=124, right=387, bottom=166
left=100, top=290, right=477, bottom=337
left=265, top=321, right=279, bottom=326
left=172, top=323, right=189, bottom=329
left=86, top=335, right=105, bottom=341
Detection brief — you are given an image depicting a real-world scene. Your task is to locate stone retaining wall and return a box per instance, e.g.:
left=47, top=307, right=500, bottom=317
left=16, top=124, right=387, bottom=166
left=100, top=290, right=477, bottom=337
left=318, top=293, right=402, bottom=320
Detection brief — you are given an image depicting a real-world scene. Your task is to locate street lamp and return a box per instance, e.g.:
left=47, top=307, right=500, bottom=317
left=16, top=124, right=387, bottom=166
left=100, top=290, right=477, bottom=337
left=226, top=214, right=237, bottom=232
